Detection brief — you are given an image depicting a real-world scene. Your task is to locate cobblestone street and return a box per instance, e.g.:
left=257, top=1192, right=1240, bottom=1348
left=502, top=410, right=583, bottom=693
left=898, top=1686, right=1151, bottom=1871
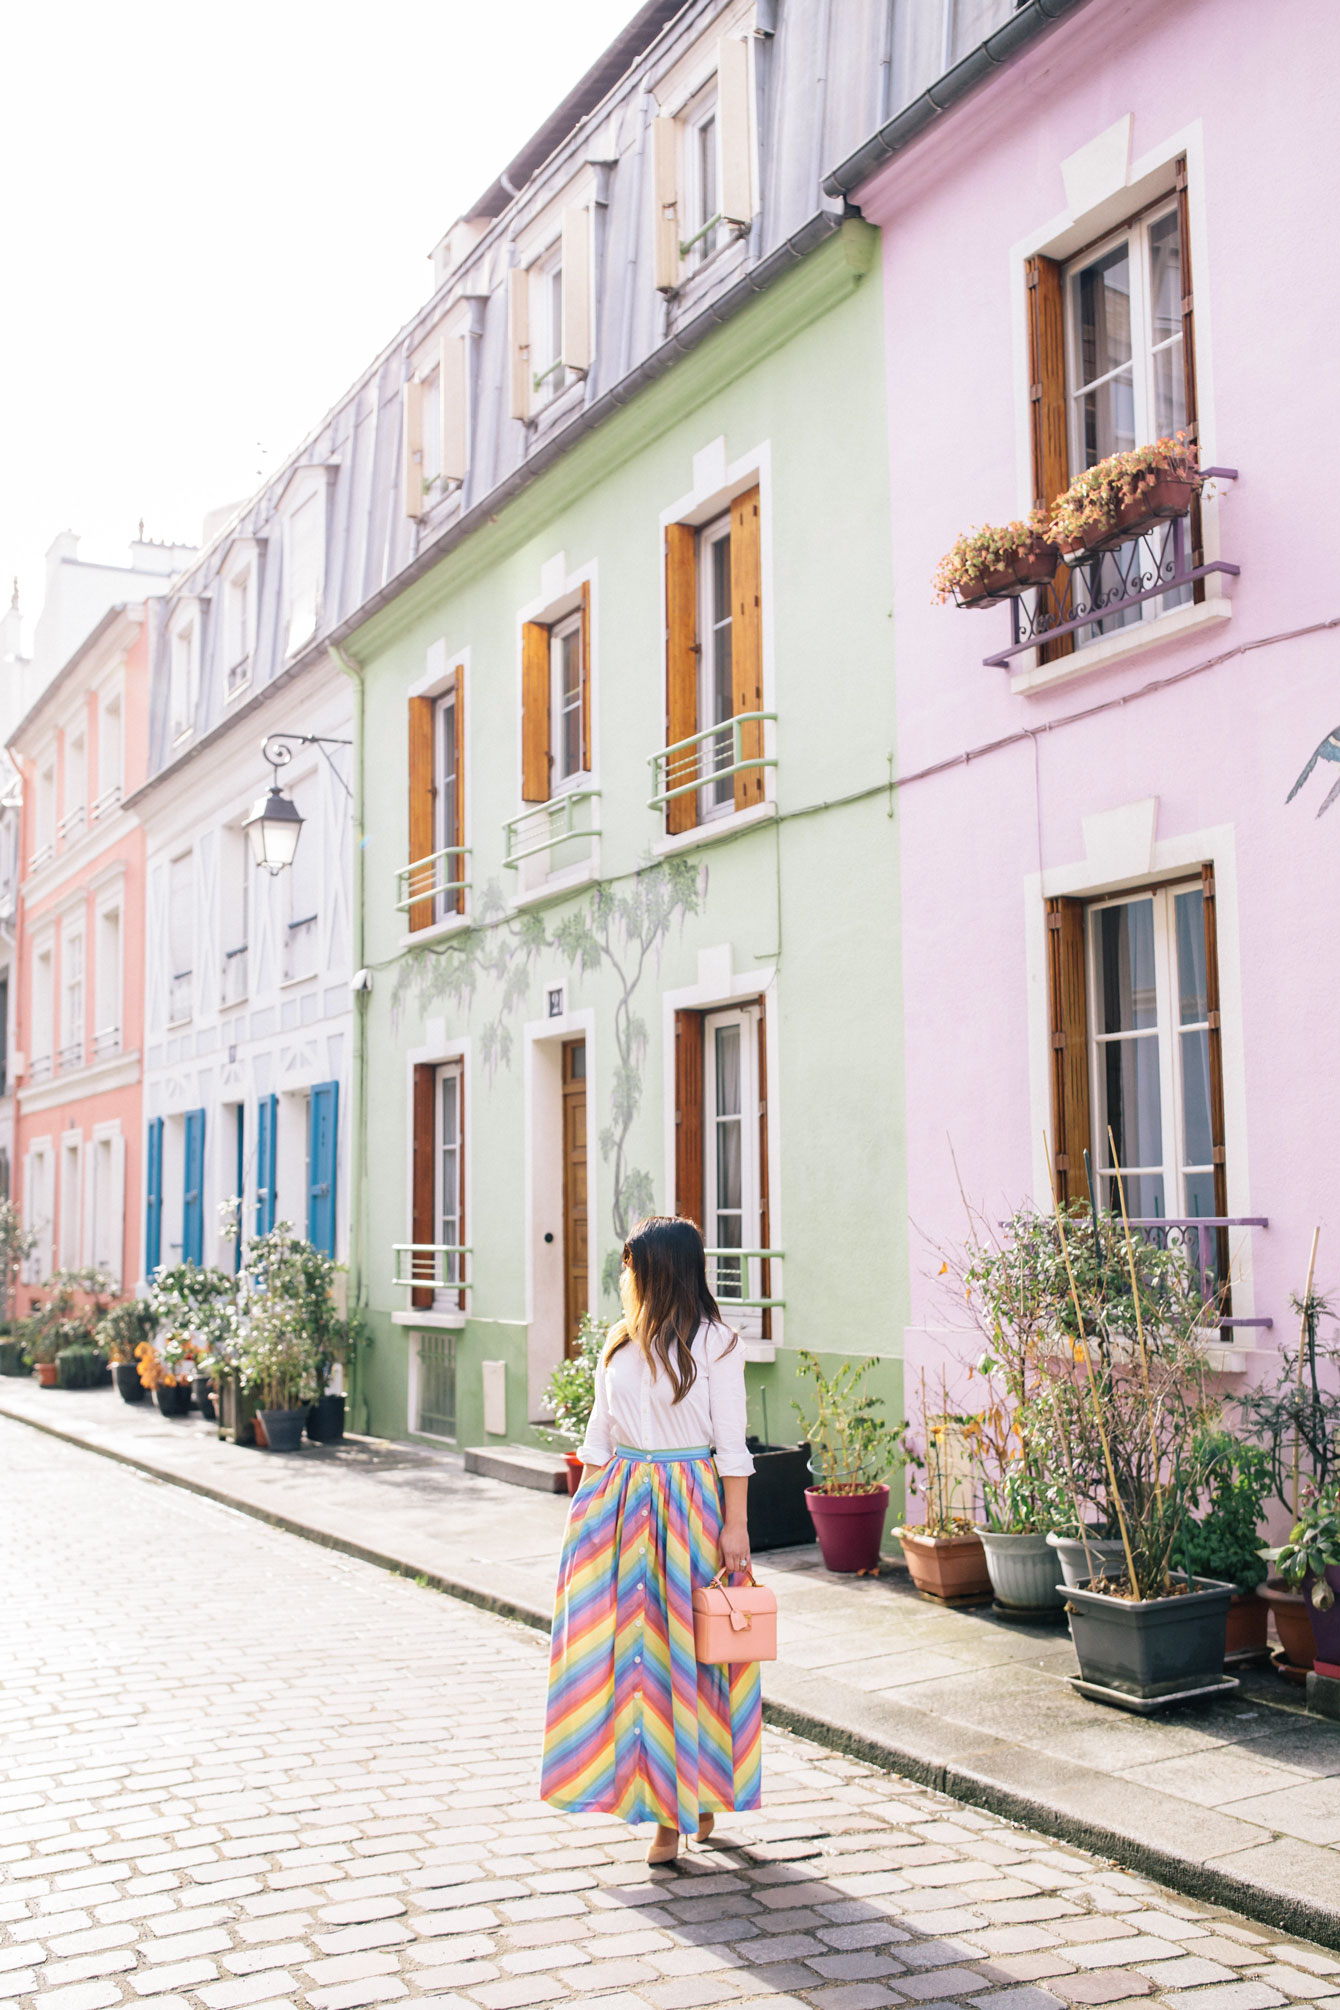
left=4, top=1419, right=1340, bottom=2010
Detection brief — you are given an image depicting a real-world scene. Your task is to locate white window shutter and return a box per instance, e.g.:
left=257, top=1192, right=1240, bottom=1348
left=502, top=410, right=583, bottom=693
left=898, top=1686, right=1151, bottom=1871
left=718, top=36, right=754, bottom=226
left=109, top=1133, right=126, bottom=1290
left=441, top=333, right=467, bottom=483
left=561, top=207, right=592, bottom=375
left=82, top=1140, right=96, bottom=1270
left=402, top=377, right=425, bottom=521
left=653, top=115, right=681, bottom=292
left=508, top=266, right=530, bottom=420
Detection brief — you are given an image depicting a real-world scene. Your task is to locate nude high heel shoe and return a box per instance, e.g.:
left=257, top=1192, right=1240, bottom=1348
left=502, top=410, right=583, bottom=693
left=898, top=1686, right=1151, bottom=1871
left=647, top=1824, right=680, bottom=1865
left=696, top=1813, right=715, bottom=1844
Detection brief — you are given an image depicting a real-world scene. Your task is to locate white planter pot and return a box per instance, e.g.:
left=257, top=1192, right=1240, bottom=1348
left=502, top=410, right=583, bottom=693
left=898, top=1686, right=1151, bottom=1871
left=1047, top=1530, right=1127, bottom=1590
left=980, top=1529, right=1065, bottom=1610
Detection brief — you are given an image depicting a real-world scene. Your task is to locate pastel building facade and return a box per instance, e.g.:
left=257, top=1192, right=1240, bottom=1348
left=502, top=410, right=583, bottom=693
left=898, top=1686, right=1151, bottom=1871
left=837, top=0, right=1340, bottom=1410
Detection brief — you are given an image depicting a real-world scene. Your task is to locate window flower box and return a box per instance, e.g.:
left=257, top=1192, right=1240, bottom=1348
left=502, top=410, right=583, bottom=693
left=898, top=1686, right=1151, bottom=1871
left=1048, top=435, right=1204, bottom=562
left=934, top=508, right=1059, bottom=608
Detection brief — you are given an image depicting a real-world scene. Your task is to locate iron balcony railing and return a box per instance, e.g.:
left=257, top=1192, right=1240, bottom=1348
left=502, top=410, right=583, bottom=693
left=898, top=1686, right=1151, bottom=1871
left=92, top=784, right=122, bottom=822
left=168, top=970, right=193, bottom=1023
left=284, top=914, right=319, bottom=983
left=649, top=712, right=776, bottom=811
left=503, top=790, right=600, bottom=869
left=29, top=1053, right=52, bottom=1083
left=57, top=804, right=87, bottom=842
left=395, top=845, right=470, bottom=918
left=58, top=1039, right=84, bottom=1072
left=92, top=1025, right=121, bottom=1060
left=705, top=1247, right=784, bottom=1312
left=1128, top=1215, right=1270, bottom=1331
left=221, top=945, right=248, bottom=1006
left=393, top=1243, right=472, bottom=1299
left=982, top=475, right=1239, bottom=670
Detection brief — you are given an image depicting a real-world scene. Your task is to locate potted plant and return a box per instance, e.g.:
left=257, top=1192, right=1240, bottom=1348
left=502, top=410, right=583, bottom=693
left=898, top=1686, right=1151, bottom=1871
left=236, top=1222, right=336, bottom=1453
left=540, top=1315, right=608, bottom=1492
left=794, top=1351, right=905, bottom=1575
left=1186, top=1433, right=1271, bottom=1660
left=745, top=1384, right=814, bottom=1553
left=149, top=1262, right=236, bottom=1420
left=0, top=1331, right=28, bottom=1377
left=1277, top=1483, right=1340, bottom=1676
left=55, top=1341, right=108, bottom=1389
left=933, top=506, right=1059, bottom=607
left=1047, top=434, right=1202, bottom=559
left=0, top=1202, right=37, bottom=1328
left=899, top=1369, right=992, bottom=1602
left=97, top=1300, right=157, bottom=1403
left=135, top=1335, right=193, bottom=1414
left=22, top=1268, right=113, bottom=1387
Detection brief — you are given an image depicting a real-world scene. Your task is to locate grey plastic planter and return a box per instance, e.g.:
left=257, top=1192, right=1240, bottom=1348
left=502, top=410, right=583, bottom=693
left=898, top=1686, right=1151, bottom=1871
left=257, top=1406, right=308, bottom=1453
left=1067, top=1573, right=1234, bottom=1704
left=1048, top=1529, right=1127, bottom=1589
left=980, top=1529, right=1065, bottom=1611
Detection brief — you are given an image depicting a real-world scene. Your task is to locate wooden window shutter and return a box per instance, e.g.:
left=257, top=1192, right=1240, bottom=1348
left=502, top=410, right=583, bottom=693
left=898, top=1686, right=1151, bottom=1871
left=718, top=36, right=753, bottom=227
left=454, top=1066, right=467, bottom=1313
left=579, top=582, right=592, bottom=774
left=452, top=675, right=465, bottom=913
left=756, top=999, right=771, bottom=1340
left=1200, top=862, right=1230, bottom=1296
left=1045, top=896, right=1090, bottom=1205
left=730, top=485, right=764, bottom=812
left=411, top=1063, right=436, bottom=1310
left=561, top=207, right=592, bottom=375
left=521, top=620, right=551, bottom=803
left=674, top=1009, right=705, bottom=1228
left=402, top=378, right=425, bottom=521
left=407, top=696, right=436, bottom=931
left=664, top=524, right=698, bottom=835
left=1026, top=254, right=1072, bottom=665
left=653, top=114, right=681, bottom=293
left=441, top=333, right=467, bottom=485
left=508, top=266, right=530, bottom=421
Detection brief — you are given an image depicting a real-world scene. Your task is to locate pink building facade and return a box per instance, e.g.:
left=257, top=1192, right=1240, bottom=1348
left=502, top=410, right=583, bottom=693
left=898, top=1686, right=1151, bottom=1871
left=10, top=606, right=149, bottom=1301
left=847, top=0, right=1340, bottom=1409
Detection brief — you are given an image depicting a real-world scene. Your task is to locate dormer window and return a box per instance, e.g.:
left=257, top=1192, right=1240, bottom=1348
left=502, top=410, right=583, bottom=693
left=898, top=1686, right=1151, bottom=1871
left=653, top=38, right=755, bottom=294
left=170, top=610, right=199, bottom=742
left=223, top=545, right=259, bottom=696
left=684, top=88, right=721, bottom=269
left=284, top=491, right=323, bottom=655
left=508, top=207, right=592, bottom=424
left=531, top=247, right=566, bottom=408
left=403, top=333, right=468, bottom=520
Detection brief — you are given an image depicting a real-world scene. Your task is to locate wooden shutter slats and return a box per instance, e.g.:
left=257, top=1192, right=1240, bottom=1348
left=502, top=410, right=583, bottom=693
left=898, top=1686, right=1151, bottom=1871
left=521, top=620, right=551, bottom=803
left=1026, top=253, right=1073, bottom=667
left=1045, top=895, right=1090, bottom=1203
left=407, top=695, right=435, bottom=931
left=579, top=581, right=592, bottom=776
left=718, top=35, right=753, bottom=227
left=411, top=1062, right=436, bottom=1310
left=402, top=378, right=424, bottom=521
left=674, top=1009, right=704, bottom=1229
left=652, top=115, right=681, bottom=293
left=730, top=485, right=764, bottom=812
left=561, top=207, right=592, bottom=375
left=441, top=332, right=467, bottom=485
left=665, top=524, right=698, bottom=835
left=508, top=265, right=530, bottom=421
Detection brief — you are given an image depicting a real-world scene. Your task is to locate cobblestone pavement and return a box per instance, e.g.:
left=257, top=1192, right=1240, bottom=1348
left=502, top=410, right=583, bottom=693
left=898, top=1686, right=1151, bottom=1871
left=4, top=1421, right=1340, bottom=2010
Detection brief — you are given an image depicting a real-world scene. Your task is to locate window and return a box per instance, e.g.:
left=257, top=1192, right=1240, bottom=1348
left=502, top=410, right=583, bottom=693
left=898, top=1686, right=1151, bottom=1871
left=508, top=210, right=591, bottom=422
left=887, top=0, right=1018, bottom=115
left=652, top=38, right=754, bottom=293
left=59, top=1134, right=81, bottom=1270
left=27, top=1142, right=53, bottom=1282
left=60, top=926, right=84, bottom=1069
left=182, top=1108, right=205, bottom=1266
left=684, top=90, right=720, bottom=268
left=168, top=853, right=193, bottom=1024
left=170, top=616, right=197, bottom=740
left=435, top=1065, right=463, bottom=1299
left=284, top=492, right=322, bottom=654
left=674, top=1001, right=772, bottom=1337
left=284, top=776, right=319, bottom=981
left=406, top=673, right=466, bottom=930
left=410, top=1058, right=465, bottom=1309
left=32, top=942, right=53, bottom=1077
left=33, top=760, right=55, bottom=865
left=145, top=1117, right=163, bottom=1276
left=221, top=825, right=250, bottom=1004
left=96, top=692, right=122, bottom=813
left=62, top=730, right=86, bottom=839
left=531, top=247, right=565, bottom=408
left=224, top=567, right=252, bottom=692
left=95, top=904, right=121, bottom=1057
left=660, top=487, right=765, bottom=835
left=89, top=1130, right=122, bottom=1282
left=255, top=1094, right=278, bottom=1236
left=520, top=589, right=591, bottom=806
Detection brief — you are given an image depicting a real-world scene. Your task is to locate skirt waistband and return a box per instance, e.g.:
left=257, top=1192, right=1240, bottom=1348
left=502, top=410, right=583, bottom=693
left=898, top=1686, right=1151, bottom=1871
left=613, top=1444, right=713, bottom=1464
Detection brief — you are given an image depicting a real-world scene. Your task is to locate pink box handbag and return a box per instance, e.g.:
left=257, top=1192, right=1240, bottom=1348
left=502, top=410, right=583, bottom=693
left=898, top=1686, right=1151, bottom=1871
left=692, top=1567, right=778, bottom=1664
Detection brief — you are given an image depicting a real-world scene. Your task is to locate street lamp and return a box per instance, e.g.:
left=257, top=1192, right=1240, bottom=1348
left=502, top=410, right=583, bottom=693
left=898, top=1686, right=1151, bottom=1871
left=243, top=731, right=352, bottom=875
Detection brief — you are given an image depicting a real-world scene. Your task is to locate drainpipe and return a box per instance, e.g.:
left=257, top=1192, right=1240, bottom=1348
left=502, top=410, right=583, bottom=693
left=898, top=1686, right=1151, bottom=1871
left=331, top=640, right=370, bottom=1433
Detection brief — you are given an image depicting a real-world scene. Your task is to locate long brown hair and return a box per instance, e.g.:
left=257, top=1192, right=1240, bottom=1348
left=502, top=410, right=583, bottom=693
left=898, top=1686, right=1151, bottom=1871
left=605, top=1215, right=733, bottom=1402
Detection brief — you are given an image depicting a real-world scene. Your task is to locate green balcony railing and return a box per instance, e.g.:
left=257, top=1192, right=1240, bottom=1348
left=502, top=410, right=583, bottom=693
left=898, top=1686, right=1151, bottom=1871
left=393, top=1243, right=471, bottom=1299
left=704, top=1246, right=784, bottom=1311
left=648, top=712, right=776, bottom=810
left=503, top=789, right=600, bottom=869
left=395, top=845, right=470, bottom=918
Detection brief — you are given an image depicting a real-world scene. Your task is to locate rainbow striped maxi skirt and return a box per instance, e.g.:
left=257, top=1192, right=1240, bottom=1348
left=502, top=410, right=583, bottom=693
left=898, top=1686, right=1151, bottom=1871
left=540, top=1445, right=763, bottom=1832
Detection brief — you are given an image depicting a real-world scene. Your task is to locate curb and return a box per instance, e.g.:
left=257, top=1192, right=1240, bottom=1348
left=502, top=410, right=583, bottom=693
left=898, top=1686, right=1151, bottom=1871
left=5, top=1398, right=1339, bottom=1952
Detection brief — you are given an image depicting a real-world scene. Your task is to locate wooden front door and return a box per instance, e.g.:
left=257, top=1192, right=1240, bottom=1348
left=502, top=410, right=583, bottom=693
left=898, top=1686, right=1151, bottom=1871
left=561, top=1039, right=588, bottom=1356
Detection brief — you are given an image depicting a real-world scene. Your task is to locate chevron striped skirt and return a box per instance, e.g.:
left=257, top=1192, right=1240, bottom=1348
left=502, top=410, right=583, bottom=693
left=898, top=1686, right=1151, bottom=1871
left=540, top=1446, right=763, bottom=1832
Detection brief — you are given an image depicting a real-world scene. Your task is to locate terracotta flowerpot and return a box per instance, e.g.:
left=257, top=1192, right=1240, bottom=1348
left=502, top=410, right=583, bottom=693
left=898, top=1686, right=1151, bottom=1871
left=1261, top=1579, right=1314, bottom=1672
left=806, top=1485, right=889, bottom=1574
left=564, top=1450, right=584, bottom=1496
left=35, top=1362, right=59, bottom=1387
left=1225, top=1590, right=1269, bottom=1660
left=899, top=1526, right=992, bottom=1603
left=957, top=539, right=1060, bottom=606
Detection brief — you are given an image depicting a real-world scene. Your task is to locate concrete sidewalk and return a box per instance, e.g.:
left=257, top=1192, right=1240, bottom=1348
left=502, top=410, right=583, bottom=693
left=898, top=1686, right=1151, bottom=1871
left=4, top=1378, right=1340, bottom=1950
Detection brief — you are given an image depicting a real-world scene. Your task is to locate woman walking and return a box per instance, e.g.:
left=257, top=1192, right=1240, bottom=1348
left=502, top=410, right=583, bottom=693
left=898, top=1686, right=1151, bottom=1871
left=541, top=1215, right=761, bottom=1865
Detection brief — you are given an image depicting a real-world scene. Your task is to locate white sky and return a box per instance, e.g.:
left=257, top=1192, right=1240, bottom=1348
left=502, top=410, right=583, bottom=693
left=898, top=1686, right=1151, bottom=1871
left=0, top=0, right=640, bottom=644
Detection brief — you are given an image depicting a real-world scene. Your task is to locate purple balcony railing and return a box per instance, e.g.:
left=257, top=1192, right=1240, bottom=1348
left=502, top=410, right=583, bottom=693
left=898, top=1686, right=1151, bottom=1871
left=982, top=474, right=1238, bottom=671
left=1128, top=1215, right=1270, bottom=1332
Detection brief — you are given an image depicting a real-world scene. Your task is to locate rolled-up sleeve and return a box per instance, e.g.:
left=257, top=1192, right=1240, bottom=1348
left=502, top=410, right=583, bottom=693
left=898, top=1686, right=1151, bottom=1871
left=577, top=1358, right=614, bottom=1468
left=706, top=1325, right=755, bottom=1477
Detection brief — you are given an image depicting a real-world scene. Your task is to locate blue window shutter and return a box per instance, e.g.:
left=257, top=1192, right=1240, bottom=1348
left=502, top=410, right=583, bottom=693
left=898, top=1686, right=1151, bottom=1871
left=307, top=1081, right=338, bottom=1257
left=255, top=1094, right=277, bottom=1235
left=145, top=1118, right=163, bottom=1275
left=234, top=1107, right=245, bottom=1274
left=182, top=1109, right=205, bottom=1266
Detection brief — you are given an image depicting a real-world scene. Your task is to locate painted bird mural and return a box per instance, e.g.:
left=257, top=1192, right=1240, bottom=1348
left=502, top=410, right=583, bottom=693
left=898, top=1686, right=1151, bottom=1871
left=1288, top=727, right=1340, bottom=817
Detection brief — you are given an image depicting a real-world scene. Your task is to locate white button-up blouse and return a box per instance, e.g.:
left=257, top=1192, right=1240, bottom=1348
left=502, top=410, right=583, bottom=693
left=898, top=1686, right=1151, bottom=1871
left=579, top=1320, right=755, bottom=1478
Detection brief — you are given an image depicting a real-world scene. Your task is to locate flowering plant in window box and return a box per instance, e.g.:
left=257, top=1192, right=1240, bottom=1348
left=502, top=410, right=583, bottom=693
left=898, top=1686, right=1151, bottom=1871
left=933, top=506, right=1058, bottom=607
left=1047, top=434, right=1203, bottom=561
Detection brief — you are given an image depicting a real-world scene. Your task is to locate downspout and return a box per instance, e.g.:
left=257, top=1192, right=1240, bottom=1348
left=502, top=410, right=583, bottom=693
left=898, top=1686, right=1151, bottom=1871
left=331, top=640, right=370, bottom=1434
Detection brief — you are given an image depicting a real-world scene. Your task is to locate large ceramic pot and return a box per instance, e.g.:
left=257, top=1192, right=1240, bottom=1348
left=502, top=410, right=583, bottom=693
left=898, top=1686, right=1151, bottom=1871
left=1304, top=1568, right=1340, bottom=1676
left=1261, top=1579, right=1314, bottom=1672
left=980, top=1529, right=1065, bottom=1612
left=35, top=1361, right=59, bottom=1388
left=1068, top=1573, right=1234, bottom=1703
left=747, top=1441, right=814, bottom=1552
left=899, top=1526, right=992, bottom=1603
left=155, top=1382, right=192, bottom=1417
left=258, top=1406, right=308, bottom=1453
left=113, top=1363, right=145, bottom=1404
left=1048, top=1530, right=1127, bottom=1591
left=1224, top=1591, right=1269, bottom=1660
left=806, top=1484, right=889, bottom=1574
left=306, top=1393, right=346, bottom=1444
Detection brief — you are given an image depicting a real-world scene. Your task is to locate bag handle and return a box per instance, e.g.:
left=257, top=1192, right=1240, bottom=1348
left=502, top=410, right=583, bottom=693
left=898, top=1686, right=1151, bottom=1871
left=706, top=1564, right=760, bottom=1631
left=708, top=1564, right=758, bottom=1590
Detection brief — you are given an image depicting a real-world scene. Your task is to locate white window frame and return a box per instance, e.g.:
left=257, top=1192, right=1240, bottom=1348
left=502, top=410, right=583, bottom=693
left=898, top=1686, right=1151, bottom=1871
left=223, top=561, right=254, bottom=695
left=683, top=85, right=722, bottom=269
left=95, top=684, right=124, bottom=816
left=33, top=755, right=56, bottom=866
left=58, top=1132, right=82, bottom=1271
left=697, top=511, right=735, bottom=822
left=32, top=938, right=54, bottom=1074
left=1085, top=880, right=1215, bottom=1224
left=167, top=851, right=194, bottom=1026
left=61, top=726, right=87, bottom=840
left=434, top=1060, right=464, bottom=1308
left=283, top=487, right=325, bottom=657
left=548, top=609, right=585, bottom=792
left=221, top=823, right=251, bottom=1005
left=94, top=896, right=122, bottom=1059
left=169, top=612, right=199, bottom=742
left=282, top=770, right=320, bottom=984
left=530, top=245, right=565, bottom=408
left=432, top=683, right=463, bottom=924
left=60, top=920, right=84, bottom=1070
left=26, top=1140, right=53, bottom=1283
left=703, top=1001, right=762, bottom=1340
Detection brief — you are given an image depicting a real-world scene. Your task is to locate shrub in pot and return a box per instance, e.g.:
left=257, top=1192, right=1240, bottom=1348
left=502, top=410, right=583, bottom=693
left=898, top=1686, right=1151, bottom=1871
left=540, top=1315, right=609, bottom=1493
left=150, top=1261, right=236, bottom=1415
left=1185, top=1433, right=1270, bottom=1659
left=135, top=1338, right=194, bottom=1415
left=0, top=1202, right=37, bottom=1329
left=933, top=506, right=1059, bottom=607
left=22, top=1266, right=114, bottom=1388
left=899, top=1383, right=991, bottom=1602
left=56, top=1344, right=108, bottom=1390
left=236, top=1222, right=341, bottom=1453
left=97, top=1299, right=157, bottom=1404
left=0, top=1336, right=28, bottom=1377
left=793, top=1350, right=904, bottom=1574
left=1277, top=1483, right=1340, bottom=1675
